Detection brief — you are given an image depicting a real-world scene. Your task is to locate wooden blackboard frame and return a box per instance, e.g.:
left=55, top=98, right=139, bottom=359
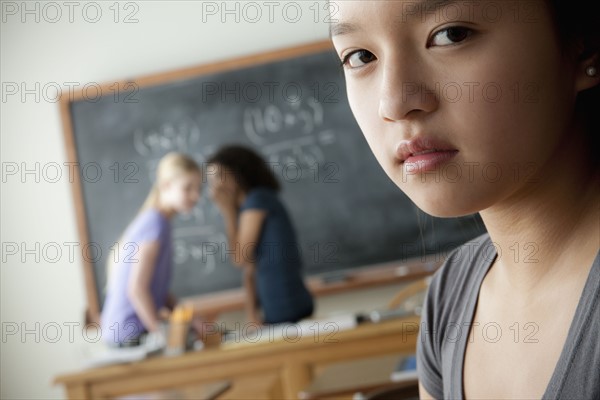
left=60, top=40, right=336, bottom=324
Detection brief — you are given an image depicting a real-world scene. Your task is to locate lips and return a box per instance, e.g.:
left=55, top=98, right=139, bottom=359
left=395, top=137, right=458, bottom=173
left=412, top=149, right=441, bottom=156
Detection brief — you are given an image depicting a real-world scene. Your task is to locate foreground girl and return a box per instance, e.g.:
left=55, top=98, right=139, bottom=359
left=330, top=1, right=599, bottom=398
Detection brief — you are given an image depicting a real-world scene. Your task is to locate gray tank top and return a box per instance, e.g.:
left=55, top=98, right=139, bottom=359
left=417, top=234, right=599, bottom=399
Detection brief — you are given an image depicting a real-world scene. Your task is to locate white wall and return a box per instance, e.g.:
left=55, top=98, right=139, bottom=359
left=1, top=2, right=403, bottom=398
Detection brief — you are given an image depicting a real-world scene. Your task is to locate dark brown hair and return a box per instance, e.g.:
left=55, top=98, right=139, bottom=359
left=207, top=145, right=281, bottom=192
left=547, top=0, right=600, bottom=161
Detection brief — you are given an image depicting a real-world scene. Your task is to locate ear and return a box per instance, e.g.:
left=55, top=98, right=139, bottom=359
left=575, top=54, right=599, bottom=93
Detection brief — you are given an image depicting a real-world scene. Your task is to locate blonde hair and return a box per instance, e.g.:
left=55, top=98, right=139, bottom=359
left=139, top=152, right=202, bottom=213
left=105, top=152, right=201, bottom=293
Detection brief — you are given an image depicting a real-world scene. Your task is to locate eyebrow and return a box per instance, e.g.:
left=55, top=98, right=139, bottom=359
left=329, top=0, right=457, bottom=38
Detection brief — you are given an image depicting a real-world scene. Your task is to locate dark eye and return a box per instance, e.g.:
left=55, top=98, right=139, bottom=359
left=429, top=27, right=472, bottom=47
left=341, top=50, right=376, bottom=69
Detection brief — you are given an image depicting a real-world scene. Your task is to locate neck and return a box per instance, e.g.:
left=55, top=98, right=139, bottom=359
left=479, top=129, right=599, bottom=298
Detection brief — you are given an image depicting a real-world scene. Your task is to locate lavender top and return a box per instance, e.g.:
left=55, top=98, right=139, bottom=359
left=101, top=209, right=172, bottom=345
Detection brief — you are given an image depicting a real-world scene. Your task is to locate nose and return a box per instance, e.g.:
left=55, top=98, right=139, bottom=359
left=378, top=59, right=439, bottom=122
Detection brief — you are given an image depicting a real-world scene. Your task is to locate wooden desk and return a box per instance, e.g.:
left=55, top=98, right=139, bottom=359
left=54, top=316, right=421, bottom=400
left=299, top=353, right=415, bottom=400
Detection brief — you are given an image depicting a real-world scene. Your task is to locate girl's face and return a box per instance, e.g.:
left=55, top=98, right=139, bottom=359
left=331, top=0, right=583, bottom=217
left=206, top=164, right=240, bottom=193
left=161, top=172, right=202, bottom=214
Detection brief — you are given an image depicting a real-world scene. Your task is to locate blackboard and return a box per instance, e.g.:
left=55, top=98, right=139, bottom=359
left=62, top=41, right=485, bottom=317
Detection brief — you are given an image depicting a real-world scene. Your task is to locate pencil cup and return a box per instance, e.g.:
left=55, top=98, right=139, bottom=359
left=166, top=305, right=193, bottom=356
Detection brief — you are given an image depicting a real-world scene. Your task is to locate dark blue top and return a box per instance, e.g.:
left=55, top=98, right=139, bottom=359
left=240, top=187, right=314, bottom=324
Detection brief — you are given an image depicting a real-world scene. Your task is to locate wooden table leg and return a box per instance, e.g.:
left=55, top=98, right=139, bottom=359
left=64, top=382, right=91, bottom=400
left=282, top=362, right=313, bottom=399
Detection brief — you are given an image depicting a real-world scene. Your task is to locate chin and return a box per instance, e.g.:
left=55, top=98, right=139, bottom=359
left=176, top=206, right=192, bottom=215
left=396, top=181, right=489, bottom=218
left=411, top=200, right=477, bottom=218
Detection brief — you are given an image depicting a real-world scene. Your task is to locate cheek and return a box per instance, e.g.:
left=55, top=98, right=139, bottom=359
left=451, top=40, right=571, bottom=170
left=347, top=82, right=393, bottom=170
left=172, top=189, right=187, bottom=204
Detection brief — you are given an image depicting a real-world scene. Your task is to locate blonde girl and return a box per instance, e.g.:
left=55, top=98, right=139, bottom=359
left=101, top=152, right=201, bottom=346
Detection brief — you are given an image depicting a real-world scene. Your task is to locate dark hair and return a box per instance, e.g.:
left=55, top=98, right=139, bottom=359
left=546, top=0, right=600, bottom=160
left=207, top=145, right=281, bottom=192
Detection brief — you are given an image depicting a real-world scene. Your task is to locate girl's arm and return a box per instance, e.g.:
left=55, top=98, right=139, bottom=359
left=221, top=208, right=267, bottom=268
left=210, top=182, right=267, bottom=267
left=211, top=184, right=267, bottom=322
left=222, top=209, right=267, bottom=324
left=243, top=263, right=261, bottom=325
left=127, top=240, right=162, bottom=333
left=214, top=198, right=265, bottom=323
